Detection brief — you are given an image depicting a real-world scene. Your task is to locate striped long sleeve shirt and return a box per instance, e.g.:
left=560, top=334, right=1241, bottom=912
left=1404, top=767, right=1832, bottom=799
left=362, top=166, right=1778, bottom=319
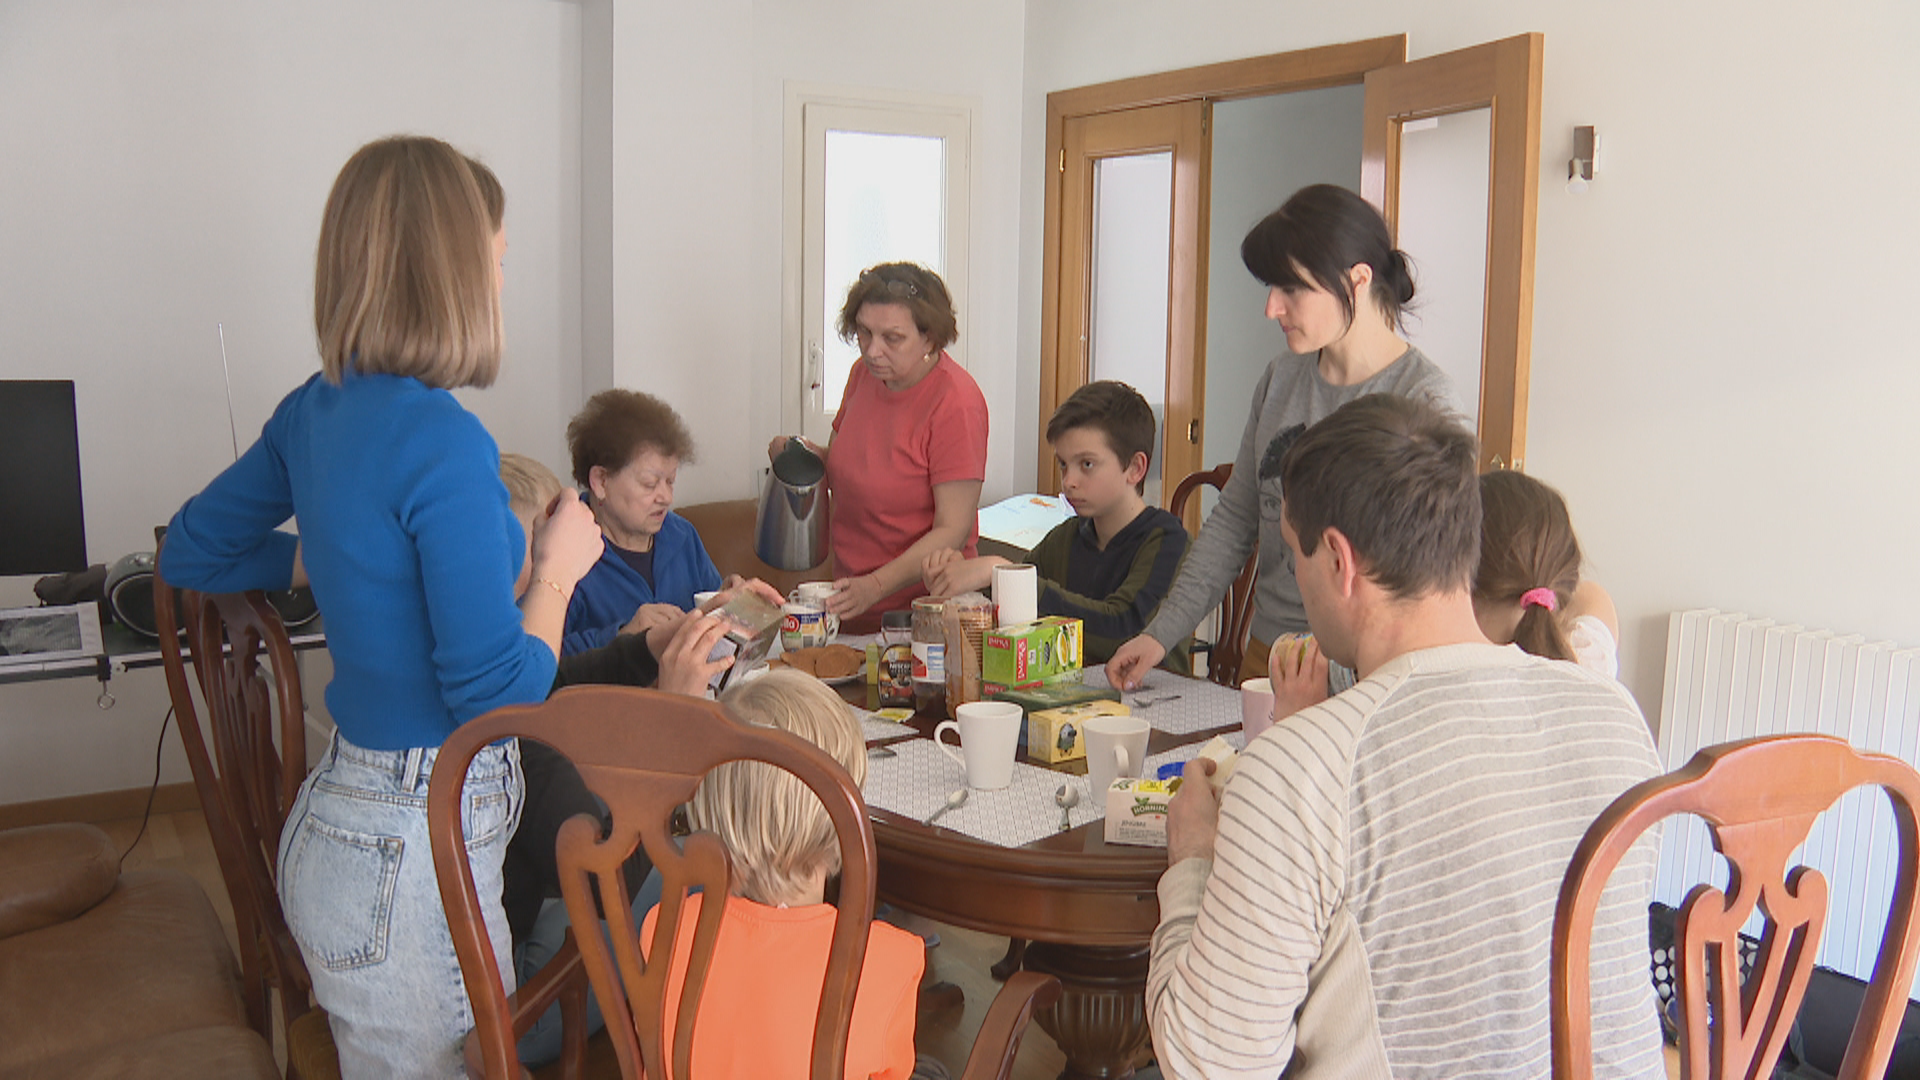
left=1147, top=643, right=1666, bottom=1079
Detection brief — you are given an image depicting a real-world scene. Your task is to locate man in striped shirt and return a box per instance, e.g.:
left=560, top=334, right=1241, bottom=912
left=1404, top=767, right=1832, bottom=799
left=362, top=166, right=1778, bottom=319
left=1147, top=394, right=1664, bottom=1079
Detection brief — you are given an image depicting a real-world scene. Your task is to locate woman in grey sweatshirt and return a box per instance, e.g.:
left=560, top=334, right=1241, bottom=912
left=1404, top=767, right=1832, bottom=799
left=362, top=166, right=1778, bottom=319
left=1106, top=184, right=1455, bottom=692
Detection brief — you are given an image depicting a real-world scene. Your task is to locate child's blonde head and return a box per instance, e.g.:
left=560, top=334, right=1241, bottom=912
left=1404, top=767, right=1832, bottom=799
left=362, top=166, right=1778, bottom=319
left=696, top=670, right=866, bottom=906
left=499, top=452, right=565, bottom=530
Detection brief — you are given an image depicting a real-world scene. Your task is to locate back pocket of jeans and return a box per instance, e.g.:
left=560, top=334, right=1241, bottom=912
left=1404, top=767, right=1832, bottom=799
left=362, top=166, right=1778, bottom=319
left=280, top=814, right=403, bottom=972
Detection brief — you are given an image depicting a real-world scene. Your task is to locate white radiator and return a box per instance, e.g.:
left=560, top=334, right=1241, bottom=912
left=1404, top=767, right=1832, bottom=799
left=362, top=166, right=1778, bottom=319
left=1655, top=609, right=1920, bottom=986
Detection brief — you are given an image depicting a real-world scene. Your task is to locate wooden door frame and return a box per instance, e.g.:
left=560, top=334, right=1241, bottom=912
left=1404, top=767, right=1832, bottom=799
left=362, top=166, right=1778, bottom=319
left=1052, top=102, right=1209, bottom=502
left=1361, top=33, right=1543, bottom=471
left=1038, top=35, right=1410, bottom=491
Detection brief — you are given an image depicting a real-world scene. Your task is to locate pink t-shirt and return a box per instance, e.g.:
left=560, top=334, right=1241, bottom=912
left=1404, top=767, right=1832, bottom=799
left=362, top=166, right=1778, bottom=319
left=828, top=352, right=988, bottom=624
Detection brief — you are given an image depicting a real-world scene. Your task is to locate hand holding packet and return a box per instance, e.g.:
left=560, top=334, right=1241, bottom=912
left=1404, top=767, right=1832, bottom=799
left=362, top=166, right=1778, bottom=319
left=704, top=591, right=783, bottom=693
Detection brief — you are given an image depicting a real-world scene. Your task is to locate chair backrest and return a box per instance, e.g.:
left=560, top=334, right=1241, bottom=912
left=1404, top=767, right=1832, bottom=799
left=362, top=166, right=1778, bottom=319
left=430, top=685, right=878, bottom=1080
left=677, top=497, right=828, bottom=597
left=1552, top=734, right=1920, bottom=1080
left=1166, top=464, right=1257, bottom=687
left=152, top=569, right=315, bottom=1047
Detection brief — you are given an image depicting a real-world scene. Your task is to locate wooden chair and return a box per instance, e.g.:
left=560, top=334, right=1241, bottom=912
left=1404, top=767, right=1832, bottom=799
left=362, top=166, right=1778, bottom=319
left=1166, top=464, right=1257, bottom=687
left=1552, top=734, right=1920, bottom=1080
left=678, top=497, right=830, bottom=598
left=154, top=573, right=339, bottom=1080
left=430, top=685, right=1062, bottom=1080
left=155, top=573, right=590, bottom=1080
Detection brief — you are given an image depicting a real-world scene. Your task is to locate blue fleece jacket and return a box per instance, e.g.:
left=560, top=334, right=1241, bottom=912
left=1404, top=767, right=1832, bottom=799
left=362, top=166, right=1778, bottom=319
left=560, top=513, right=720, bottom=655
left=160, top=371, right=557, bottom=751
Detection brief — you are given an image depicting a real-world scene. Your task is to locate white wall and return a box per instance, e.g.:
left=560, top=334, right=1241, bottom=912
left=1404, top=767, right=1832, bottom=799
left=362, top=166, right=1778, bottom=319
left=13, top=0, right=1912, bottom=799
left=0, top=0, right=1028, bottom=804
left=0, top=0, right=581, bottom=802
left=600, top=0, right=1030, bottom=506
left=1021, top=0, right=1920, bottom=722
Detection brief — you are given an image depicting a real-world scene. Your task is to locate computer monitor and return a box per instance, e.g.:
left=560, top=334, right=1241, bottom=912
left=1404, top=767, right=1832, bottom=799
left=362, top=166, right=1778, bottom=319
left=0, top=380, right=89, bottom=576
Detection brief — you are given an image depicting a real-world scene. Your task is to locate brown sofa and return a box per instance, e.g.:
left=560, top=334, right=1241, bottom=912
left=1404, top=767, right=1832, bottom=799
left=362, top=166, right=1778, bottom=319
left=0, top=823, right=276, bottom=1080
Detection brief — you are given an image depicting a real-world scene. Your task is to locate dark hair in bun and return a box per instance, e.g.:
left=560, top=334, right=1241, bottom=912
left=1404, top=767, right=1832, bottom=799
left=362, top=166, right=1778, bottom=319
left=1240, top=184, right=1415, bottom=329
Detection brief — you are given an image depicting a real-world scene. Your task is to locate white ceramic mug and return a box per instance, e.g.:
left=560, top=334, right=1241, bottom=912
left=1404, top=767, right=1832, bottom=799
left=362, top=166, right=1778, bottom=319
left=1084, top=714, right=1151, bottom=796
left=1240, top=676, right=1276, bottom=740
left=933, top=700, right=1023, bottom=790
left=789, top=582, right=840, bottom=640
left=780, top=601, right=832, bottom=651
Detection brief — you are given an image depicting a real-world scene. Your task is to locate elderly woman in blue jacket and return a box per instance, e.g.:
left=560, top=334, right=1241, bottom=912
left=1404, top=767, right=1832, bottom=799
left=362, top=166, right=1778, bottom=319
left=560, top=388, right=724, bottom=655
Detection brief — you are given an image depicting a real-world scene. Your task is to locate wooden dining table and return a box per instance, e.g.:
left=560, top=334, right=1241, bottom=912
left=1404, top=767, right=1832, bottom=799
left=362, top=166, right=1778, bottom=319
left=838, top=670, right=1244, bottom=1080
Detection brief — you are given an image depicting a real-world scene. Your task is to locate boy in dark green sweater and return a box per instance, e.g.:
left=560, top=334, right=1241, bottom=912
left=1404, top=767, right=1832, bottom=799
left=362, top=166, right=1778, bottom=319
left=923, top=380, right=1191, bottom=673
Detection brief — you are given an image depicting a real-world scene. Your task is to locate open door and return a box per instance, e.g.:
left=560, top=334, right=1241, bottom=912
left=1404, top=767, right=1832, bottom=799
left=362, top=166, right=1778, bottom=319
left=1043, top=100, right=1207, bottom=503
left=1040, top=33, right=1543, bottom=495
left=1362, top=33, right=1543, bottom=471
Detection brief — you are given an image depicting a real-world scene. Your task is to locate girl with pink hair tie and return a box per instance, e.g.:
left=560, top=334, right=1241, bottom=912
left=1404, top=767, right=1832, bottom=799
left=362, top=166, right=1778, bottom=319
left=1471, top=470, right=1620, bottom=678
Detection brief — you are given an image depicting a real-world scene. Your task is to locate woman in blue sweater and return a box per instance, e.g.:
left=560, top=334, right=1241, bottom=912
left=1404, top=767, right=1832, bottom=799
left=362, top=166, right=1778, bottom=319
left=160, top=137, right=604, bottom=1078
left=560, top=388, right=723, bottom=654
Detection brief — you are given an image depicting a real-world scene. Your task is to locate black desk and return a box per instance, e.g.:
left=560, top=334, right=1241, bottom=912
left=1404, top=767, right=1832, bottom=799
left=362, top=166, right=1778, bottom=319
left=0, top=616, right=327, bottom=688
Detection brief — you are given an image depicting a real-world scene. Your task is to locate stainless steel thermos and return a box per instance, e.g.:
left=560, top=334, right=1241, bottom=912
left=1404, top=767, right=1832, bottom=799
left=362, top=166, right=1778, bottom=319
left=754, top=438, right=829, bottom=571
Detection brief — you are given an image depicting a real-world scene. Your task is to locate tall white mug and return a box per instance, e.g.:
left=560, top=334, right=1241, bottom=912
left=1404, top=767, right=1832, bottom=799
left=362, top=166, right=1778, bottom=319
left=1084, top=714, right=1151, bottom=796
left=934, top=700, right=1023, bottom=790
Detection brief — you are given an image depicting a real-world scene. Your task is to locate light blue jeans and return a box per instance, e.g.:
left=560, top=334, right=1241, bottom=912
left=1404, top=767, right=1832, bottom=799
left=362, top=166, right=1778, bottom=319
left=278, top=731, right=522, bottom=1079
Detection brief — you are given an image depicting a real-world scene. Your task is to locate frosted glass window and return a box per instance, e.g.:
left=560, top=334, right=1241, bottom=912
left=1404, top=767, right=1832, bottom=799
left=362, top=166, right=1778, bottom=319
left=1089, top=151, right=1173, bottom=504
left=1396, top=109, right=1492, bottom=428
left=821, top=131, right=946, bottom=413
left=791, top=96, right=968, bottom=443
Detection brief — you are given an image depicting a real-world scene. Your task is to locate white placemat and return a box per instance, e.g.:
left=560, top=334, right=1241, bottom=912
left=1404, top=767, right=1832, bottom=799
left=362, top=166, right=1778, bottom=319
left=862, top=738, right=1100, bottom=847
left=1079, top=668, right=1242, bottom=736
left=1142, top=729, right=1247, bottom=781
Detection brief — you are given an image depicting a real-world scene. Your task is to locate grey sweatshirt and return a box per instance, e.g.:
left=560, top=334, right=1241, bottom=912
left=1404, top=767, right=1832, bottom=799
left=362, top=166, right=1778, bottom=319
left=1144, top=346, right=1454, bottom=650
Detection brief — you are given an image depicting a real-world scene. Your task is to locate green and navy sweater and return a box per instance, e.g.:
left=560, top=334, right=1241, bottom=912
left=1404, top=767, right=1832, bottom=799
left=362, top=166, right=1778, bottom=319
left=1028, top=505, right=1191, bottom=675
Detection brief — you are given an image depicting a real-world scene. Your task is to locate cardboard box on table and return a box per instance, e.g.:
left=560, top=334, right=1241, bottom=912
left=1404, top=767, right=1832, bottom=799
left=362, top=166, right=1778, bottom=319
left=1025, top=700, right=1130, bottom=764
left=982, top=616, right=1082, bottom=687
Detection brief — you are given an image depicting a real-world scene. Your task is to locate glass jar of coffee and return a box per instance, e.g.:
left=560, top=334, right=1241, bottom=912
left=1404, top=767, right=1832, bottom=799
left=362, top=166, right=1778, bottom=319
left=911, top=597, right=947, bottom=716
left=879, top=610, right=915, bottom=707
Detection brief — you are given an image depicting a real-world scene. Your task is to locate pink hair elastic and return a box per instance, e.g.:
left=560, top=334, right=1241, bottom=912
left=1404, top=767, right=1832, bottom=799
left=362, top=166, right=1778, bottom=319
left=1519, top=587, right=1558, bottom=612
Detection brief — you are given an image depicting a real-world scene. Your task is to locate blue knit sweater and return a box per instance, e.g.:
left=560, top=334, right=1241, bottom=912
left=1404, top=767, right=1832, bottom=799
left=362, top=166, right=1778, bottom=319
left=160, top=371, right=557, bottom=750
left=560, top=514, right=720, bottom=655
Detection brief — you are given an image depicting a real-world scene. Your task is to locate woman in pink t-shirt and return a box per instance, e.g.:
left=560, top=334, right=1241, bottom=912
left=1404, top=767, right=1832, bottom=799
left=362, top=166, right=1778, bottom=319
left=768, top=263, right=988, bottom=633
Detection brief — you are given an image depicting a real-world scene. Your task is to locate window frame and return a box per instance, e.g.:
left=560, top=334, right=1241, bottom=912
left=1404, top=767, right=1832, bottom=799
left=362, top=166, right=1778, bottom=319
left=782, top=85, right=973, bottom=443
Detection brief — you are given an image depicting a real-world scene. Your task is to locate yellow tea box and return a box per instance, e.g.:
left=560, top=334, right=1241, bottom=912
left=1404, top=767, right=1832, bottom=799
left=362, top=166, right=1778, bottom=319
left=1104, top=777, right=1176, bottom=848
left=982, top=616, right=1082, bottom=686
left=1026, top=700, right=1129, bottom=764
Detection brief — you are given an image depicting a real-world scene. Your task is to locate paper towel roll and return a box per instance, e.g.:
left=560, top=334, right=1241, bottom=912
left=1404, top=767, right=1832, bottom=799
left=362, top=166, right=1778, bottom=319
left=992, top=563, right=1038, bottom=628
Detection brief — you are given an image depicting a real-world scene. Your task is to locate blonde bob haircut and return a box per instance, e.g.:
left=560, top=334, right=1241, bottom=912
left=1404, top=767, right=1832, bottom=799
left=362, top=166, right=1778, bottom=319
left=695, top=670, right=867, bottom=906
left=314, top=136, right=504, bottom=389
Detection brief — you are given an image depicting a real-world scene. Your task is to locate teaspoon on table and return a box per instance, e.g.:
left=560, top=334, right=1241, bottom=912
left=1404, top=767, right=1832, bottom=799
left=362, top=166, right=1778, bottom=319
left=924, top=788, right=968, bottom=827
left=1055, top=783, right=1082, bottom=832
